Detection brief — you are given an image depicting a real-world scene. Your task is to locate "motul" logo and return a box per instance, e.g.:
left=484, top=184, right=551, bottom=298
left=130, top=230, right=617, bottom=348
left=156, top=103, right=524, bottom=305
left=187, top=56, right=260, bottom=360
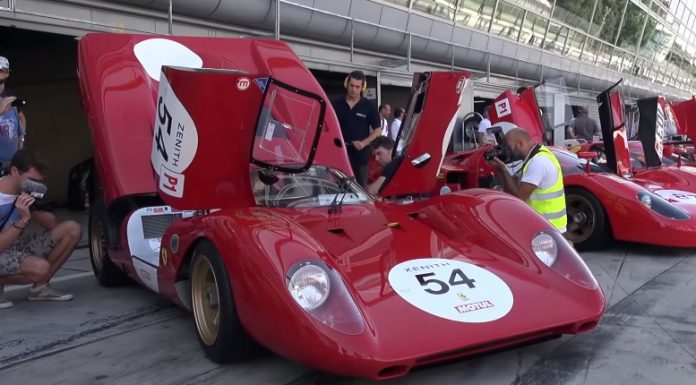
left=454, top=300, right=494, bottom=314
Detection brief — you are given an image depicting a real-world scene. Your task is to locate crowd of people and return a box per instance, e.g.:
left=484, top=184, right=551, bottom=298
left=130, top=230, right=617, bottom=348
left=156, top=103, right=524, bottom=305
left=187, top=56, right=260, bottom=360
left=0, top=56, right=80, bottom=309
left=332, top=69, right=571, bottom=236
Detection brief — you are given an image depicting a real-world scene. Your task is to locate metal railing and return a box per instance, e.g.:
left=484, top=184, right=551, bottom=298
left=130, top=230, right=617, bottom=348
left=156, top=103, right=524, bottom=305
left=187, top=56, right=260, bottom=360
left=0, top=0, right=691, bottom=97
left=275, top=0, right=693, bottom=96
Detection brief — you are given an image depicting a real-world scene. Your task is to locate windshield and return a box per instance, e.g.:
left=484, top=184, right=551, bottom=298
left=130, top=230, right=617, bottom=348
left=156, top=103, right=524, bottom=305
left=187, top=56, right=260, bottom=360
left=252, top=78, right=325, bottom=173
left=628, top=141, right=677, bottom=168
left=250, top=166, right=371, bottom=208
left=552, top=148, right=606, bottom=175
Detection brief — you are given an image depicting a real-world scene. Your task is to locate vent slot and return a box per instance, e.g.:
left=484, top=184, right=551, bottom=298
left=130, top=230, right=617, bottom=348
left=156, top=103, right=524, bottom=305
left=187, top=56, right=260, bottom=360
left=142, top=214, right=182, bottom=239
left=327, top=227, right=345, bottom=234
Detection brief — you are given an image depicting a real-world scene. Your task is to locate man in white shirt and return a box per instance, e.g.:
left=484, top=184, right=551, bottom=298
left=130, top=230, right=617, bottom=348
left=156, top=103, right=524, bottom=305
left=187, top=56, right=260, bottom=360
left=486, top=128, right=567, bottom=232
left=378, top=103, right=392, bottom=137
left=389, top=107, right=404, bottom=142
left=476, top=109, right=494, bottom=146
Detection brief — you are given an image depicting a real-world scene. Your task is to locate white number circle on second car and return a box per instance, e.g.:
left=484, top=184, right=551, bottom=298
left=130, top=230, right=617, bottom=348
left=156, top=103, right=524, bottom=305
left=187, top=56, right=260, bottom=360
left=654, top=189, right=696, bottom=203
left=388, top=258, right=513, bottom=323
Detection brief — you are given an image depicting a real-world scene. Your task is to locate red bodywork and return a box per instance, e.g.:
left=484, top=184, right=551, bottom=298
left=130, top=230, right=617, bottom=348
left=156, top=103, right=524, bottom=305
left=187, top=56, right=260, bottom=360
left=79, top=33, right=604, bottom=380
left=441, top=82, right=696, bottom=248
left=671, top=97, right=696, bottom=139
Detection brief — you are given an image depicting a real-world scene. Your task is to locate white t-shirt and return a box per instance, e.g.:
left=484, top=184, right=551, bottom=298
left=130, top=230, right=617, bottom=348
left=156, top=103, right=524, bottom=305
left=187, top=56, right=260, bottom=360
left=478, top=118, right=495, bottom=144
left=478, top=118, right=492, bottom=132
left=389, top=118, right=401, bottom=141
left=380, top=118, right=389, bottom=137
left=509, top=153, right=565, bottom=232
left=520, top=155, right=559, bottom=189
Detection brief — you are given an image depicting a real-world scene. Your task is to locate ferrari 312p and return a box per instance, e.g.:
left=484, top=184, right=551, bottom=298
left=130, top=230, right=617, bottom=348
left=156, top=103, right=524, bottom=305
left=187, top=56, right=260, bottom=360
left=78, top=33, right=604, bottom=380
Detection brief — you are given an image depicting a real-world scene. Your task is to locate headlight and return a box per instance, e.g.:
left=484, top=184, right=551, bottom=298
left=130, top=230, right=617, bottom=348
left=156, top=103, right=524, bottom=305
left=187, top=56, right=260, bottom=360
left=531, top=232, right=558, bottom=267
left=288, top=263, right=330, bottom=311
left=286, top=260, right=364, bottom=335
left=639, top=193, right=652, bottom=208
left=540, top=231, right=599, bottom=290
left=637, top=191, right=690, bottom=220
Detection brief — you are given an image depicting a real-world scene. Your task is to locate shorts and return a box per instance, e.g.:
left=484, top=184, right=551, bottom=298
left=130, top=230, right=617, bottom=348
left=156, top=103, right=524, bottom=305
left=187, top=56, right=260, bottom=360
left=0, top=231, right=55, bottom=276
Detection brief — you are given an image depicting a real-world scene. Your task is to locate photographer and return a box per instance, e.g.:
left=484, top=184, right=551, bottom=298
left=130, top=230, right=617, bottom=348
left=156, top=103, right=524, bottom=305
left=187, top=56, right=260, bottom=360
left=0, top=56, right=27, bottom=168
left=0, top=150, right=81, bottom=309
left=486, top=128, right=567, bottom=232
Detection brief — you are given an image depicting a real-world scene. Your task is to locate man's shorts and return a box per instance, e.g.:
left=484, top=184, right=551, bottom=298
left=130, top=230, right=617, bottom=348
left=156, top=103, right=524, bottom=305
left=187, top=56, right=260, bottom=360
left=0, top=231, right=55, bottom=276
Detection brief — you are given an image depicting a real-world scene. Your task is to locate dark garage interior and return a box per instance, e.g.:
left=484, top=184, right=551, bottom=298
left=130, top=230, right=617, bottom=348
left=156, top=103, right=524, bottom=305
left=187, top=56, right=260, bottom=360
left=1, top=26, right=92, bottom=206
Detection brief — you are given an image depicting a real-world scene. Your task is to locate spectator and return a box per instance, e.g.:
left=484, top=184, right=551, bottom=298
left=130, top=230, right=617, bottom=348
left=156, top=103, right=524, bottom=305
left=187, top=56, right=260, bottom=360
left=0, top=150, right=81, bottom=309
left=389, top=107, right=404, bottom=142
left=367, top=136, right=400, bottom=195
left=476, top=109, right=495, bottom=146
left=378, top=103, right=392, bottom=137
left=331, top=70, right=381, bottom=187
left=567, top=107, right=600, bottom=142
left=486, top=128, right=567, bottom=232
left=0, top=56, right=27, bottom=169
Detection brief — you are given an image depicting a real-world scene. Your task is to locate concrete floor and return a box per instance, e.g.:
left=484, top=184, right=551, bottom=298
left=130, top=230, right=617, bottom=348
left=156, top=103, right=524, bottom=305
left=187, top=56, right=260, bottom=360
left=1, top=212, right=695, bottom=385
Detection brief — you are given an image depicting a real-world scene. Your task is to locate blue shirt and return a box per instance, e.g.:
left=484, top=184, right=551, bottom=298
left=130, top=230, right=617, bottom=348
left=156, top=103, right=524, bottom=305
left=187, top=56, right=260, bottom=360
left=0, top=107, right=21, bottom=162
left=0, top=191, right=18, bottom=231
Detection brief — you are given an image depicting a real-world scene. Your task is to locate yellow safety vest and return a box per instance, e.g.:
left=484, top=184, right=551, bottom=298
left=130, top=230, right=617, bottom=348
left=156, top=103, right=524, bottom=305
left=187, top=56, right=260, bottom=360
left=521, top=145, right=567, bottom=231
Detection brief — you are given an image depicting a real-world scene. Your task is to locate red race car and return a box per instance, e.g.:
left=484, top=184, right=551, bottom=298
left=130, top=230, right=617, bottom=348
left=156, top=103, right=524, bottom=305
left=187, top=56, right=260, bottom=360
left=571, top=91, right=696, bottom=167
left=78, top=33, right=604, bottom=380
left=441, top=81, right=696, bottom=250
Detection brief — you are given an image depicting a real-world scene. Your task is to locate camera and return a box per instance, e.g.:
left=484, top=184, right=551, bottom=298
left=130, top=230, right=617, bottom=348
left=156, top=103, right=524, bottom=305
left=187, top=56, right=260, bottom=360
left=21, top=179, right=48, bottom=200
left=484, top=144, right=512, bottom=163
left=11, top=98, right=27, bottom=108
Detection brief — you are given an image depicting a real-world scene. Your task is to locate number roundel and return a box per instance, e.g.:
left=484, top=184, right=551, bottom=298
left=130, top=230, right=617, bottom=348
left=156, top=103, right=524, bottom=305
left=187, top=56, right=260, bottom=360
left=388, top=258, right=514, bottom=323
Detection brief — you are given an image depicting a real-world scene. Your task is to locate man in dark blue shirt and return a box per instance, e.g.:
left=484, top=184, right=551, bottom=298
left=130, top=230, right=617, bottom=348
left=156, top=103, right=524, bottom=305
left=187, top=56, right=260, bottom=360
left=331, top=70, right=381, bottom=187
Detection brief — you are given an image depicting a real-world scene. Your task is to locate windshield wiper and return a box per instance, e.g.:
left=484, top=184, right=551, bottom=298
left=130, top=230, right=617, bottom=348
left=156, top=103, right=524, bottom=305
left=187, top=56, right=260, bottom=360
left=328, top=177, right=352, bottom=214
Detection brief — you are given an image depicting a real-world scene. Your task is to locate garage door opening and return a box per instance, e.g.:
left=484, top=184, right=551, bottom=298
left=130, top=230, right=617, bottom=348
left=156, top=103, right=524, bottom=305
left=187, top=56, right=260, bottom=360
left=1, top=26, right=92, bottom=207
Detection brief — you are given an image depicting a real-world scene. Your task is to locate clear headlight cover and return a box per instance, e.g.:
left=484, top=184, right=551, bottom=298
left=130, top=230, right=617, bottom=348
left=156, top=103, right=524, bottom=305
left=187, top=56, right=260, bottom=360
left=540, top=231, right=599, bottom=290
left=531, top=232, right=558, bottom=267
left=286, top=260, right=364, bottom=335
left=288, top=264, right=330, bottom=311
left=637, top=191, right=690, bottom=220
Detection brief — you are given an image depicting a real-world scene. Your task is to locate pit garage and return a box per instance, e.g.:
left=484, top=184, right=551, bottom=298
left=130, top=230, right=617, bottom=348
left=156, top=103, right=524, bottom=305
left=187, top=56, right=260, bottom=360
left=1, top=26, right=91, bottom=206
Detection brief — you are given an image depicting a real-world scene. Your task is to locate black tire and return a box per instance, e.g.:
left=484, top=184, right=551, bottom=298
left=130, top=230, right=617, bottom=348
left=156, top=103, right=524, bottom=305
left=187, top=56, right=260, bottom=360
left=565, top=187, right=612, bottom=251
left=88, top=202, right=130, bottom=286
left=190, top=240, right=255, bottom=362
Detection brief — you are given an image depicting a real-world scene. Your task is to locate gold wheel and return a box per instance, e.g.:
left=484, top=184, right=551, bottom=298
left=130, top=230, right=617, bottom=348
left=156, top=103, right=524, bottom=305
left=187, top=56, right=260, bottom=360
left=191, top=254, right=221, bottom=346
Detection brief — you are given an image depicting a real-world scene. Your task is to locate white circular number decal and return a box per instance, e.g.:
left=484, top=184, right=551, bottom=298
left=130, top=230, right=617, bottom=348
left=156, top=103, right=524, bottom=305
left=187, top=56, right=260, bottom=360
left=654, top=189, right=696, bottom=204
left=389, top=258, right=514, bottom=323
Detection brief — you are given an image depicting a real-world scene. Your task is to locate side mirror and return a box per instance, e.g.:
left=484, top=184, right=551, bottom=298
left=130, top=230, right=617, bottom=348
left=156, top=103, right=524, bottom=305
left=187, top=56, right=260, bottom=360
left=577, top=151, right=599, bottom=160
left=669, top=146, right=685, bottom=167
left=411, top=153, right=431, bottom=168
left=577, top=152, right=598, bottom=174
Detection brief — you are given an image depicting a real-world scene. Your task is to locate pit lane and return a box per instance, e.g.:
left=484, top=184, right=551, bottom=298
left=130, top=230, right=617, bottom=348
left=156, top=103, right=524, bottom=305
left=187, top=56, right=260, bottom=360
left=1, top=213, right=695, bottom=385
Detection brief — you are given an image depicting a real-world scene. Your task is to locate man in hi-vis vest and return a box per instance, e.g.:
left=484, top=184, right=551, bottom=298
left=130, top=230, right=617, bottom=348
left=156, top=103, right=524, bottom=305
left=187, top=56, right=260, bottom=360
left=487, top=128, right=567, bottom=233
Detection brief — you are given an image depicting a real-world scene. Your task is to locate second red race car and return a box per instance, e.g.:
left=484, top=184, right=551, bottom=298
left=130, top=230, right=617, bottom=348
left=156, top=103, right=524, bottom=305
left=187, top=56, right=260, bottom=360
left=440, top=81, right=696, bottom=250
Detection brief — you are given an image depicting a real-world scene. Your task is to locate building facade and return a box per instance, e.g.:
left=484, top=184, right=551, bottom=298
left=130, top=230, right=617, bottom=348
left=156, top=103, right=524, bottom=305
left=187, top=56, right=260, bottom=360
left=1, top=0, right=695, bottom=102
